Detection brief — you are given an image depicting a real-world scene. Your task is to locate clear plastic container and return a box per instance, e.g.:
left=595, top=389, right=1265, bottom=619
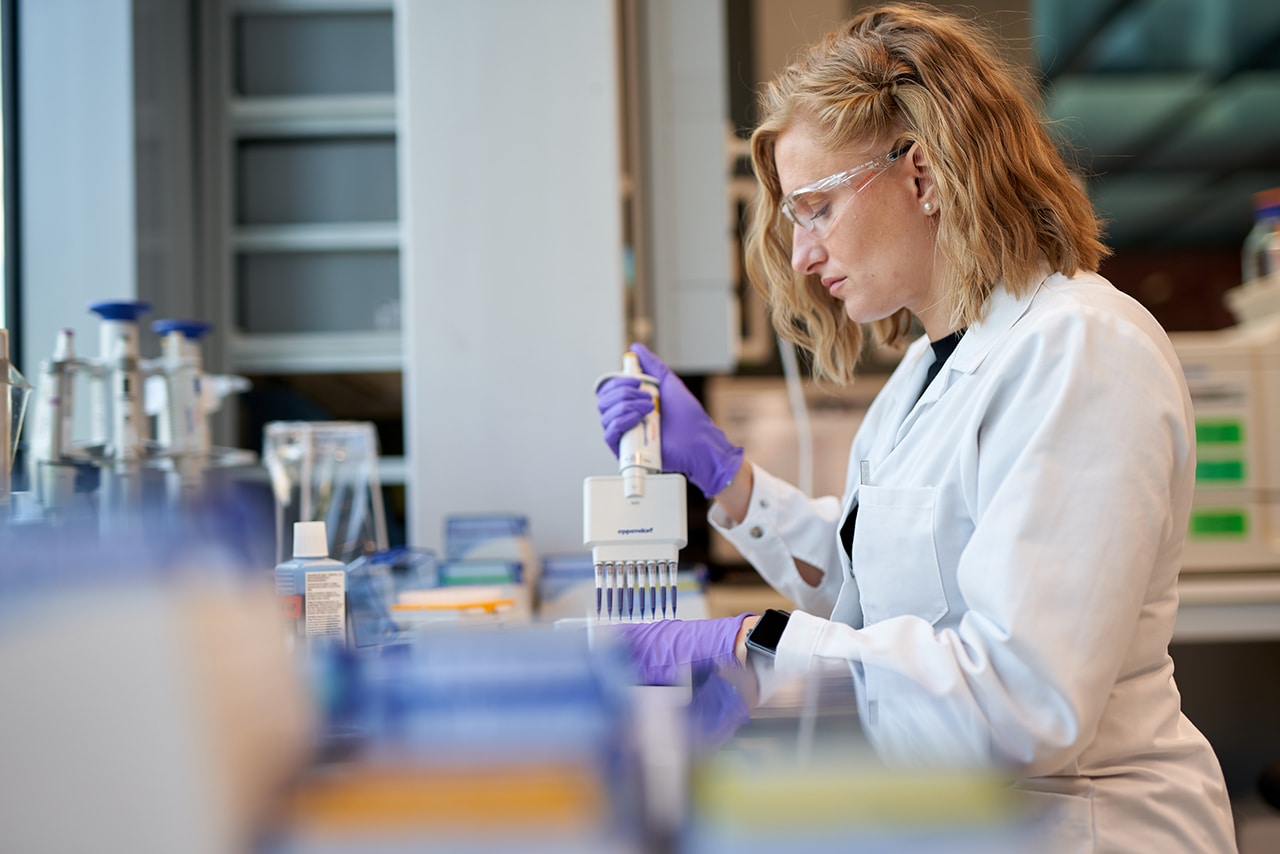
left=262, top=421, right=388, bottom=565
left=1242, top=187, right=1280, bottom=285
left=1, top=329, right=33, bottom=507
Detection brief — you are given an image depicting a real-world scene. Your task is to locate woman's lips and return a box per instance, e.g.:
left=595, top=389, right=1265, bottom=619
left=822, top=276, right=845, bottom=293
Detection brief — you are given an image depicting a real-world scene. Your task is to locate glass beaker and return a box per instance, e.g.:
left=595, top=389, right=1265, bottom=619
left=262, top=420, right=389, bottom=564
left=2, top=329, right=33, bottom=505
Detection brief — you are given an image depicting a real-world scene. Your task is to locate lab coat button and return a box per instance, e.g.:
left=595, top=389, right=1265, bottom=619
left=749, top=526, right=764, bottom=538
left=758, top=499, right=769, bottom=509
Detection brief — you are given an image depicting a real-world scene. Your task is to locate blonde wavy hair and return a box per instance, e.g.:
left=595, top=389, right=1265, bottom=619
left=744, top=2, right=1108, bottom=384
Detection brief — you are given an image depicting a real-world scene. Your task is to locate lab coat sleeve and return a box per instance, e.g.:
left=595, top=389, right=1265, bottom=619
left=775, top=303, right=1193, bottom=777
left=708, top=465, right=847, bottom=617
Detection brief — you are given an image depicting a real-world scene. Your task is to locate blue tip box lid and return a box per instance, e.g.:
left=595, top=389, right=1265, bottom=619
left=152, top=319, right=213, bottom=339
left=88, top=300, right=151, bottom=321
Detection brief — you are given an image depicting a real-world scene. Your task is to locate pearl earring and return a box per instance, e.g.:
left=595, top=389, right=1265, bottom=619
left=923, top=202, right=934, bottom=213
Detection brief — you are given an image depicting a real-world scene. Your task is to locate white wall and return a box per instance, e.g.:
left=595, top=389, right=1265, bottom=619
left=397, top=0, right=625, bottom=554
left=642, top=0, right=737, bottom=374
left=19, top=0, right=138, bottom=379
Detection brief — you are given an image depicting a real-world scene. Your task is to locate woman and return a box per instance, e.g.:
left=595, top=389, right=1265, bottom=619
left=597, top=4, right=1236, bottom=851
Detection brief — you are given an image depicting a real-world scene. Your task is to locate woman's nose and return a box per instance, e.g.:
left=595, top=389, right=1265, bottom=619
left=791, top=227, right=824, bottom=274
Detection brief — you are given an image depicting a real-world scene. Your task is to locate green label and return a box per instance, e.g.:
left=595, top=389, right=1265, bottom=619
left=1195, top=420, right=1243, bottom=444
left=441, top=574, right=513, bottom=586
left=1189, top=509, right=1248, bottom=537
left=1195, top=459, right=1245, bottom=483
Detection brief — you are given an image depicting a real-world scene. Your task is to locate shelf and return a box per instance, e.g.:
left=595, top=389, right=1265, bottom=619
left=231, top=0, right=393, bottom=15
left=215, top=0, right=406, bottom=469
left=1173, top=572, right=1280, bottom=643
left=231, top=95, right=396, bottom=137
left=377, top=454, right=406, bottom=486
left=233, top=453, right=407, bottom=486
left=234, top=222, right=400, bottom=253
left=231, top=330, right=402, bottom=374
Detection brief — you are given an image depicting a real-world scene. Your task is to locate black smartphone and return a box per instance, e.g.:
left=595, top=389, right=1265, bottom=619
left=745, top=608, right=791, bottom=656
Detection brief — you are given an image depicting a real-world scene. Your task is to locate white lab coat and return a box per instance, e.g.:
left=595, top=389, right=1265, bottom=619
left=713, top=270, right=1237, bottom=852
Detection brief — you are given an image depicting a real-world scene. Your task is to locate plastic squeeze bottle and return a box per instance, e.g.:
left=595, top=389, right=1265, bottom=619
left=1242, top=187, right=1280, bottom=285
left=275, top=520, right=347, bottom=644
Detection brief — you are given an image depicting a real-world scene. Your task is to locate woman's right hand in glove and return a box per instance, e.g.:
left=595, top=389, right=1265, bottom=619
left=595, top=343, right=744, bottom=499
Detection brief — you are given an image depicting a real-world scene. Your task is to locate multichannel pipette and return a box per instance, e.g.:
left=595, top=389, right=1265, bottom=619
left=584, top=352, right=687, bottom=621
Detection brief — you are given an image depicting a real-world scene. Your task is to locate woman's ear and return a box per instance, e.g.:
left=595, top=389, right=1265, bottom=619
left=909, top=143, right=939, bottom=214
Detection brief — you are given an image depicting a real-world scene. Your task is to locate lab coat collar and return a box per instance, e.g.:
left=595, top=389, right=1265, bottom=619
left=948, top=268, right=1052, bottom=376
left=909, top=268, right=1051, bottom=411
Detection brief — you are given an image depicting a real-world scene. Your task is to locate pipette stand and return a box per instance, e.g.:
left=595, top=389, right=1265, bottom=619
left=26, top=302, right=255, bottom=524
left=584, top=472, right=687, bottom=622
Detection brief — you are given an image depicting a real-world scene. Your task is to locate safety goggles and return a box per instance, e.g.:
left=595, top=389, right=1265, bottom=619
left=779, top=142, right=914, bottom=238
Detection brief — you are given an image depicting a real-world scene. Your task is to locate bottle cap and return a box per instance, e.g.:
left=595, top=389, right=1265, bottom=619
left=53, top=329, right=75, bottom=360
left=293, top=520, right=330, bottom=558
left=1254, top=188, right=1280, bottom=216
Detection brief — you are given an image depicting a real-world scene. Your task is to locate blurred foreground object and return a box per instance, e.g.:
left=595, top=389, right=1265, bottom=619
left=686, top=664, right=1036, bottom=853
left=0, top=577, right=314, bottom=854
left=267, top=624, right=644, bottom=853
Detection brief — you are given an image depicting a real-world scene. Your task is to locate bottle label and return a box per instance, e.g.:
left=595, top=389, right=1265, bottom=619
left=619, top=380, right=662, bottom=473
left=276, top=569, right=303, bottom=629
left=305, top=570, right=346, bottom=638
left=279, top=594, right=303, bottom=622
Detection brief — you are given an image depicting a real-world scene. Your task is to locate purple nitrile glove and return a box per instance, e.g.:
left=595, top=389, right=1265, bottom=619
left=686, top=668, right=753, bottom=753
left=614, top=613, right=754, bottom=686
left=595, top=342, right=744, bottom=499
